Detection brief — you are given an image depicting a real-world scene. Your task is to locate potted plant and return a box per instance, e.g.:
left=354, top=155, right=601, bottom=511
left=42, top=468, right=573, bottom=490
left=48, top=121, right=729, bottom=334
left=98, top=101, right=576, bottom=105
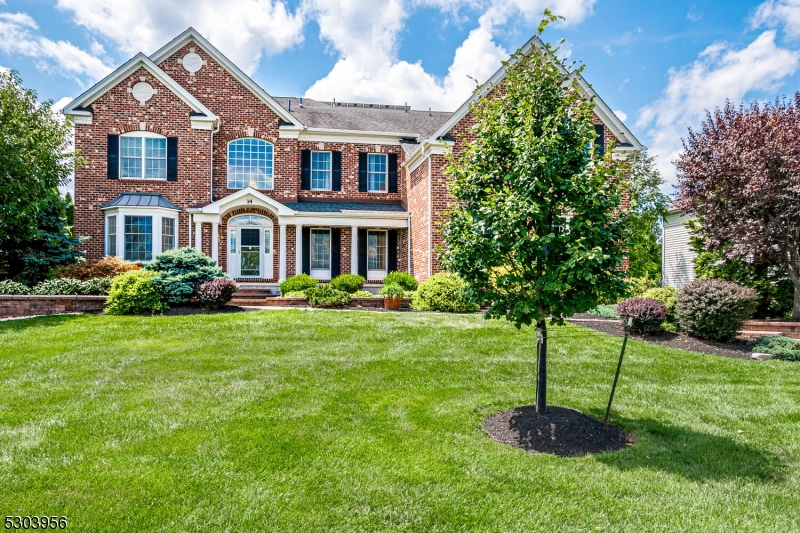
left=380, top=283, right=405, bottom=310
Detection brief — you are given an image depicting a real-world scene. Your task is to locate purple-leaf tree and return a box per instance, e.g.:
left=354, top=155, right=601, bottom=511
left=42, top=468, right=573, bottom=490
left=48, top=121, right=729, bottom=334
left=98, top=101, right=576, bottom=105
left=675, top=97, right=800, bottom=319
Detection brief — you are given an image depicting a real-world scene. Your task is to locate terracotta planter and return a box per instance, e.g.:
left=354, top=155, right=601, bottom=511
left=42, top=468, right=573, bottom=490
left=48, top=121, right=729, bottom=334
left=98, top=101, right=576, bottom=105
left=384, top=296, right=402, bottom=310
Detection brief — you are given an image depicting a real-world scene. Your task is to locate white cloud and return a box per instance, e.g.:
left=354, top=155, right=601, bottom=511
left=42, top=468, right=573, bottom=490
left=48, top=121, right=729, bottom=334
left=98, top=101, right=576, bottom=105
left=613, top=109, right=627, bottom=122
left=55, top=0, right=305, bottom=75
left=303, top=0, right=595, bottom=111
left=0, top=11, right=111, bottom=81
left=686, top=4, right=702, bottom=22
left=752, top=0, right=800, bottom=37
left=636, top=30, right=800, bottom=185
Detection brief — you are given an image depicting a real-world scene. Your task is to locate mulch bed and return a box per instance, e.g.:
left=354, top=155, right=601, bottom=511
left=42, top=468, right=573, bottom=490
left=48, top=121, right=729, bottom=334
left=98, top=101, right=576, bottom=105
left=567, top=313, right=753, bottom=359
left=484, top=406, right=631, bottom=457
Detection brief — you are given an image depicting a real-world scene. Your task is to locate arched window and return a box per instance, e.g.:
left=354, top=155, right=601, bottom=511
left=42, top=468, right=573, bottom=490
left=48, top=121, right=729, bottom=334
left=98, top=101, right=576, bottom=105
left=227, top=138, right=273, bottom=189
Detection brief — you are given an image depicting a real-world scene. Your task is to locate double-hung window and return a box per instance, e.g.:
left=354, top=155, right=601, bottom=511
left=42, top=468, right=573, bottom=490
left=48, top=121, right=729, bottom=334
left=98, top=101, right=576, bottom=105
left=367, top=230, right=387, bottom=279
left=106, top=216, right=117, bottom=256
left=367, top=154, right=388, bottom=192
left=161, top=217, right=176, bottom=252
left=311, top=151, right=332, bottom=190
left=310, top=228, right=331, bottom=279
left=124, top=216, right=153, bottom=261
left=227, top=138, right=274, bottom=189
left=120, top=133, right=167, bottom=179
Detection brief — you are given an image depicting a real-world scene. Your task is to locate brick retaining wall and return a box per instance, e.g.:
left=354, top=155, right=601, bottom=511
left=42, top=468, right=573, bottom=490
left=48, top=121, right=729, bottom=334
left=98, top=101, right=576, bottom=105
left=0, top=295, right=107, bottom=319
left=740, top=320, right=800, bottom=340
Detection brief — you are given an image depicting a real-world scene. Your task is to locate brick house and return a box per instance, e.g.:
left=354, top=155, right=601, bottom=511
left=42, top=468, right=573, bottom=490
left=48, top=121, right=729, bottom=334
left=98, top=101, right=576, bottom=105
left=63, top=28, right=642, bottom=288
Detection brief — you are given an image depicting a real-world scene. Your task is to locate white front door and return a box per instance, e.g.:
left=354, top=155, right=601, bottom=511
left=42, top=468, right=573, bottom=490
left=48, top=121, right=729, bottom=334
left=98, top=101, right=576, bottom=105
left=227, top=216, right=274, bottom=279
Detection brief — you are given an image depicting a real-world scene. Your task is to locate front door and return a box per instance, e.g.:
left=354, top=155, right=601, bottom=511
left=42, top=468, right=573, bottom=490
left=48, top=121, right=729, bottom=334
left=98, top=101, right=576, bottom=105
left=240, top=228, right=261, bottom=277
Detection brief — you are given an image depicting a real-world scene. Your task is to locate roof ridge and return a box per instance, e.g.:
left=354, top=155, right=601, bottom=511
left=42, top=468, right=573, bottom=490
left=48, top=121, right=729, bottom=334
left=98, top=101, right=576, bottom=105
left=275, top=96, right=452, bottom=114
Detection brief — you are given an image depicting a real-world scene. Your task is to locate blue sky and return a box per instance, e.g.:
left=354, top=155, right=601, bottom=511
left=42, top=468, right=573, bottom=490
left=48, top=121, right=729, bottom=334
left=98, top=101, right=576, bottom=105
left=2, top=0, right=800, bottom=191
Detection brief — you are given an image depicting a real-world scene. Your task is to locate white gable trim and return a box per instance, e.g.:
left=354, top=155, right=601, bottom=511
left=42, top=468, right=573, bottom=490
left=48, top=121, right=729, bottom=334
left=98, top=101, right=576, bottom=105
left=62, top=53, right=218, bottom=128
left=402, top=139, right=454, bottom=173
left=149, top=28, right=302, bottom=128
left=195, top=187, right=296, bottom=217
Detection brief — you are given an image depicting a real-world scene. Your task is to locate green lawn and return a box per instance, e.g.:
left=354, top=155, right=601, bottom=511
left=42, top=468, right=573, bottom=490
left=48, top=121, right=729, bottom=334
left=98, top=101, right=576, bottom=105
left=1, top=310, right=799, bottom=532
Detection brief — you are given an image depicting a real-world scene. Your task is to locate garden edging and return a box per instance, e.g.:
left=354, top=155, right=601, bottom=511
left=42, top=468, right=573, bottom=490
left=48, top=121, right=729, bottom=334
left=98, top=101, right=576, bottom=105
left=0, top=295, right=107, bottom=319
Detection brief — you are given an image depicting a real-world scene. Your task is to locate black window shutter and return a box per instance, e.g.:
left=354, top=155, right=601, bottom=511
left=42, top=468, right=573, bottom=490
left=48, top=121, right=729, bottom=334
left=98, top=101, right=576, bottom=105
left=332, top=151, right=342, bottom=191
left=358, top=153, right=368, bottom=192
left=302, top=227, right=310, bottom=275
left=331, top=228, right=341, bottom=278
left=300, top=150, right=311, bottom=190
left=107, top=134, right=119, bottom=179
left=388, top=154, right=398, bottom=193
left=387, top=230, right=398, bottom=272
left=358, top=228, right=367, bottom=278
left=594, top=124, right=605, bottom=157
left=167, top=137, right=178, bottom=181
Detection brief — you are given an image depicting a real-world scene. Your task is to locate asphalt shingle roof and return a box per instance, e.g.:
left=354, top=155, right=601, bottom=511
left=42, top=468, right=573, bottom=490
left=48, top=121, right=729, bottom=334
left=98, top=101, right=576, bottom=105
left=283, top=201, right=408, bottom=215
left=274, top=97, right=453, bottom=139
left=101, top=193, right=181, bottom=210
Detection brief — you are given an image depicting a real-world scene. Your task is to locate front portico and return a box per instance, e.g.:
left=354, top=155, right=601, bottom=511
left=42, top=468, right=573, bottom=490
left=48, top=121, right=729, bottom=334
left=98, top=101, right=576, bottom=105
left=187, top=187, right=411, bottom=284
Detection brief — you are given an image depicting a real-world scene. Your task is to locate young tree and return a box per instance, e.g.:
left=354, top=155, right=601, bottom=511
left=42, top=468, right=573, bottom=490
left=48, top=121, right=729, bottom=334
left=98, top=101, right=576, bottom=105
left=0, top=70, right=81, bottom=281
left=441, top=14, right=630, bottom=413
left=676, top=97, right=800, bottom=319
left=627, top=149, right=670, bottom=278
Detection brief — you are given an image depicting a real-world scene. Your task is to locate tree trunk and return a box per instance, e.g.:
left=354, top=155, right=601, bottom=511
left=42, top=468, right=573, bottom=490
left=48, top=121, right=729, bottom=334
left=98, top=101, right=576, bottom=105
left=535, top=318, right=547, bottom=414
left=794, top=283, right=800, bottom=321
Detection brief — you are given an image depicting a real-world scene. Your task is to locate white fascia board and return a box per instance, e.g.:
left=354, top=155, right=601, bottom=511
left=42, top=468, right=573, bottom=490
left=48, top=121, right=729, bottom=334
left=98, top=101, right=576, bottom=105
left=280, top=215, right=409, bottom=228
left=279, top=126, right=420, bottom=145
left=402, top=139, right=453, bottom=173
left=62, top=53, right=218, bottom=128
left=199, top=187, right=296, bottom=217
left=574, top=74, right=644, bottom=151
left=149, top=28, right=302, bottom=128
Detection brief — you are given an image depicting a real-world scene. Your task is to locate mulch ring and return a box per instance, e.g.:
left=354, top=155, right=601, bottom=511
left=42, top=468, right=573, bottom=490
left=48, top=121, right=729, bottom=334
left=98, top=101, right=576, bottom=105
left=567, top=314, right=752, bottom=359
left=485, top=406, right=632, bottom=457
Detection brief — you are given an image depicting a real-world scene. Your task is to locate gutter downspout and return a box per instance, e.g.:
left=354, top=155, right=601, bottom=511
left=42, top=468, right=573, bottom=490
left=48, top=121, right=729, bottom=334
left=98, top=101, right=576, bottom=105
left=210, top=119, right=221, bottom=203
left=427, top=156, right=432, bottom=279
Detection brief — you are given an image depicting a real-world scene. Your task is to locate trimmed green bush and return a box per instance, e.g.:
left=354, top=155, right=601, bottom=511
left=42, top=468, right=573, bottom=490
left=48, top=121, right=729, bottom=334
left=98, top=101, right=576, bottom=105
left=305, top=285, right=351, bottom=308
left=751, top=336, right=800, bottom=361
left=641, top=287, right=678, bottom=321
left=379, top=283, right=405, bottom=298
left=616, top=297, right=667, bottom=334
left=352, top=290, right=374, bottom=298
left=676, top=279, right=759, bottom=341
left=587, top=304, right=619, bottom=319
left=32, top=278, right=84, bottom=295
left=0, top=280, right=30, bottom=295
left=411, top=273, right=478, bottom=313
left=279, top=274, right=318, bottom=295
left=144, top=248, right=225, bottom=304
left=282, top=291, right=307, bottom=298
left=105, top=271, right=167, bottom=315
left=383, top=271, right=418, bottom=291
left=629, top=275, right=659, bottom=297
left=329, top=274, right=365, bottom=293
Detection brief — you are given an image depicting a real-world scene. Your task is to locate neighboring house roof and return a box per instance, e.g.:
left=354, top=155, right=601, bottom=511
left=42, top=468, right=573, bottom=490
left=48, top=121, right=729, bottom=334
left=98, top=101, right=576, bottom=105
left=149, top=27, right=301, bottom=127
left=273, top=97, right=451, bottom=139
left=100, top=193, right=181, bottom=210
left=62, top=53, right=218, bottom=127
left=282, top=201, right=408, bottom=215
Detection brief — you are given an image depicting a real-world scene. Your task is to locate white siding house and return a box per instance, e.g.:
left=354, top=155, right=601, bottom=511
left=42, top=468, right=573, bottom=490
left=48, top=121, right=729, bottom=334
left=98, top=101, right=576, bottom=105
left=662, top=209, right=697, bottom=288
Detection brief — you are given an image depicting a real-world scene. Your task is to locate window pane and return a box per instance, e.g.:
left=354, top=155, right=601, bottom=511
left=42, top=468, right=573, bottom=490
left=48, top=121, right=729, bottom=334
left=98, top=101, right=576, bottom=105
left=124, top=216, right=152, bottom=261
left=145, top=138, right=167, bottom=179
left=310, top=229, right=330, bottom=270
left=106, top=216, right=117, bottom=256
left=227, top=138, right=274, bottom=189
left=367, top=230, right=386, bottom=270
left=230, top=229, right=236, bottom=254
left=368, top=154, right=387, bottom=192
left=311, top=151, right=331, bottom=190
left=120, top=137, right=142, bottom=178
left=161, top=217, right=175, bottom=251
left=264, top=230, right=271, bottom=252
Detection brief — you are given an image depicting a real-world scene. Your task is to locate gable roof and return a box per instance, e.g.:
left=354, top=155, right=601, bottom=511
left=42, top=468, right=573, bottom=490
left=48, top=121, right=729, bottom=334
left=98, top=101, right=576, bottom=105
left=62, top=53, right=217, bottom=126
left=149, top=28, right=301, bottom=127
left=426, top=35, right=643, bottom=151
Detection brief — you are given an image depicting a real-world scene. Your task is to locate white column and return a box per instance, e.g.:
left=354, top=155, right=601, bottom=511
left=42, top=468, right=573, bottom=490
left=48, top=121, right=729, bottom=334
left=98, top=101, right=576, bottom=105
left=194, top=222, right=202, bottom=250
left=295, top=224, right=303, bottom=275
left=351, top=225, right=358, bottom=274
left=211, top=222, right=219, bottom=262
left=279, top=224, right=287, bottom=282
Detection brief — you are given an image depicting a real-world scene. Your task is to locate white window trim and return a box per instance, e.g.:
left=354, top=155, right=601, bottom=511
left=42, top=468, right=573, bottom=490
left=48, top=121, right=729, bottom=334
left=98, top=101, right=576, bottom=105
left=310, top=150, right=332, bottom=191
left=310, top=227, right=332, bottom=280
left=367, top=229, right=388, bottom=281
left=105, top=215, right=117, bottom=257
left=367, top=153, right=388, bottom=193
left=103, top=207, right=179, bottom=262
left=120, top=130, right=168, bottom=181
left=226, top=137, right=275, bottom=190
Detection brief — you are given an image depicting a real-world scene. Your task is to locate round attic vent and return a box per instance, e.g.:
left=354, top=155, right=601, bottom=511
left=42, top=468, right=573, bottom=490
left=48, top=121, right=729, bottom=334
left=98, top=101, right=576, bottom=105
left=131, top=82, right=154, bottom=103
left=182, top=52, right=203, bottom=73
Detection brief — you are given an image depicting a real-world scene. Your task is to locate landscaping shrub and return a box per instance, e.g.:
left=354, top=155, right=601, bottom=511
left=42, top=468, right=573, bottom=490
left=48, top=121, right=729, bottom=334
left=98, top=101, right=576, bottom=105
left=0, top=280, right=30, bottom=295
left=675, top=279, right=759, bottom=341
left=352, top=290, right=374, bottom=298
left=329, top=273, right=365, bottom=293
left=53, top=256, right=140, bottom=281
left=379, top=283, right=405, bottom=298
left=641, top=286, right=678, bottom=321
left=751, top=335, right=800, bottom=361
left=411, top=273, right=478, bottom=313
left=197, top=278, right=238, bottom=310
left=305, top=285, right=351, bottom=308
left=105, top=271, right=167, bottom=315
left=587, top=304, right=619, bottom=319
left=81, top=277, right=113, bottom=295
left=628, top=274, right=659, bottom=297
left=383, top=271, right=418, bottom=291
left=279, top=274, right=318, bottom=295
left=32, top=278, right=84, bottom=295
left=282, top=290, right=307, bottom=298
left=144, top=248, right=225, bottom=304
left=616, top=297, right=667, bottom=334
